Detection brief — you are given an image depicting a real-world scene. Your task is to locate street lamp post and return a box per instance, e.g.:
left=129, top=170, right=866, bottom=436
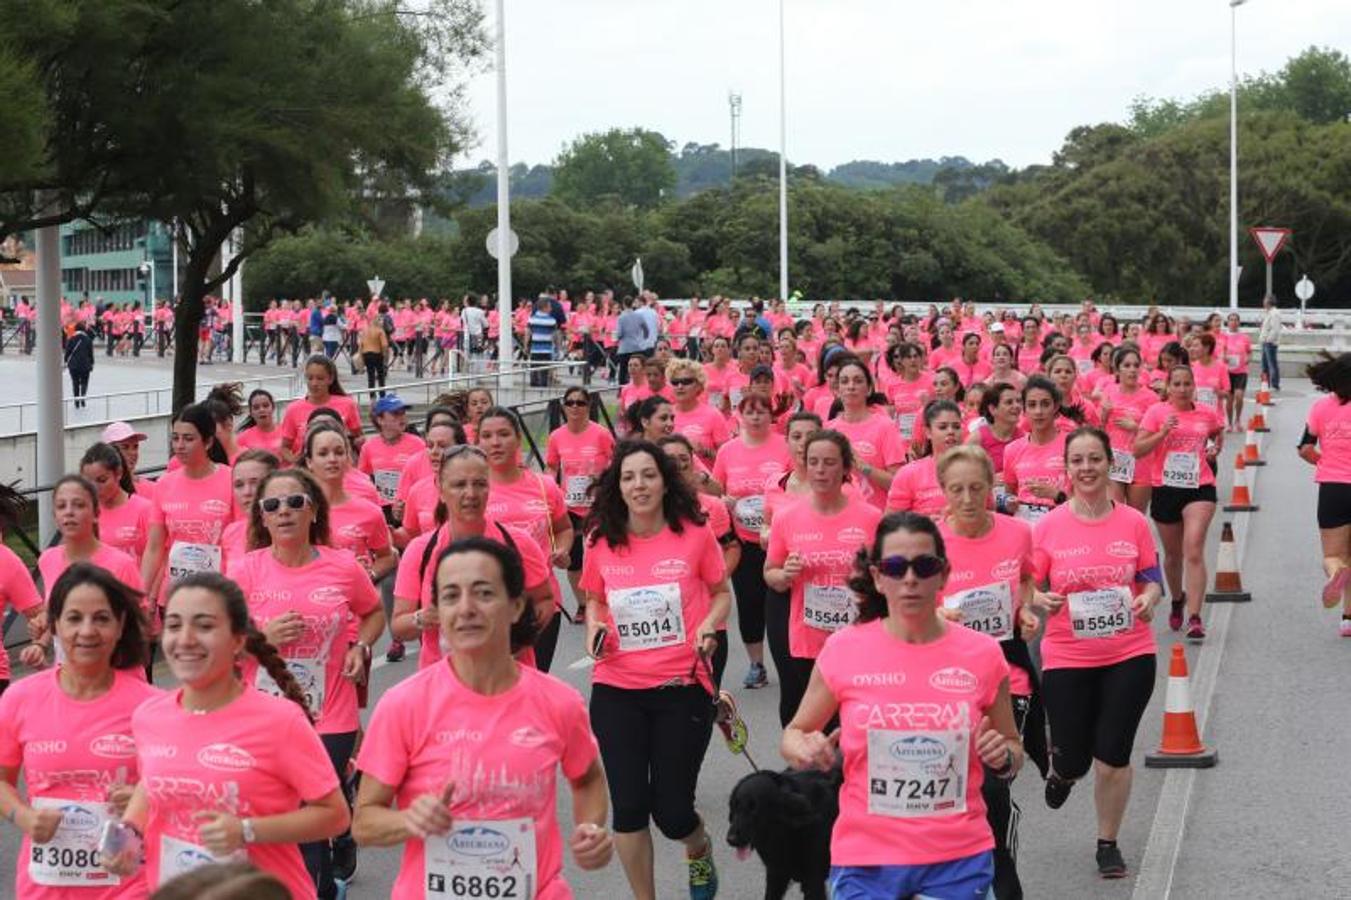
left=778, top=0, right=789, bottom=303
left=1229, top=0, right=1248, bottom=310
left=493, top=0, right=513, bottom=369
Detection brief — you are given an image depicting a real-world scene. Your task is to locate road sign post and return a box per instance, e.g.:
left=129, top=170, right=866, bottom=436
left=1249, top=227, right=1291, bottom=302
left=631, top=258, right=644, bottom=293
left=366, top=277, right=385, bottom=299
left=1295, top=275, right=1315, bottom=330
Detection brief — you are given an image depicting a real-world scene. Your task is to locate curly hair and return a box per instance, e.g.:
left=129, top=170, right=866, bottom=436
left=1307, top=351, right=1351, bottom=402
left=247, top=468, right=331, bottom=551
left=48, top=562, right=149, bottom=671
left=665, top=357, right=706, bottom=389
left=168, top=572, right=313, bottom=722
left=584, top=439, right=706, bottom=550
left=848, top=512, right=948, bottom=623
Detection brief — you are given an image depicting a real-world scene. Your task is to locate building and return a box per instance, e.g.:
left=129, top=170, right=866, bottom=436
left=59, top=219, right=176, bottom=306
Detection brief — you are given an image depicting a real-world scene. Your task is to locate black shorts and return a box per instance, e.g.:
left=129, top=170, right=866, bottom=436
left=1042, top=654, right=1156, bottom=774
left=568, top=512, right=587, bottom=572
left=1229, top=372, right=1248, bottom=391
left=1318, top=482, right=1351, bottom=530
left=1150, top=483, right=1218, bottom=524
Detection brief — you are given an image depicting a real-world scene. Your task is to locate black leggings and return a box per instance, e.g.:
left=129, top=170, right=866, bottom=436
left=730, top=540, right=768, bottom=646
left=363, top=352, right=387, bottom=395
left=982, top=693, right=1042, bottom=900
left=590, top=683, right=713, bottom=837
left=69, top=370, right=90, bottom=407
left=301, top=730, right=357, bottom=900
left=765, top=589, right=817, bottom=727
left=534, top=608, right=562, bottom=673
left=1042, top=654, right=1156, bottom=775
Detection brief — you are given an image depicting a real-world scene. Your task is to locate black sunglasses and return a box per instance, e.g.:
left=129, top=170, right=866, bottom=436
left=260, top=493, right=311, bottom=514
left=875, top=554, right=945, bottom=579
left=669, top=378, right=696, bottom=387
left=562, top=399, right=589, bottom=408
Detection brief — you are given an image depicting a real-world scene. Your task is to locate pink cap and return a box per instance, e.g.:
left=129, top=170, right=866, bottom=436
left=101, top=422, right=148, bottom=444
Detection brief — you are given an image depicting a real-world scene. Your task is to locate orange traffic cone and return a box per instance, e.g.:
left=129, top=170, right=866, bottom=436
left=1145, top=645, right=1218, bottom=768
left=1223, top=454, right=1258, bottom=512
left=1256, top=374, right=1274, bottom=407
left=1248, top=407, right=1268, bottom=433
left=1242, top=427, right=1265, bottom=467
left=1205, top=522, right=1252, bottom=603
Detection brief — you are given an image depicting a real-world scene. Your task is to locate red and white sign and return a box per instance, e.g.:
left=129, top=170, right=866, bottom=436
left=1249, top=227, right=1291, bottom=263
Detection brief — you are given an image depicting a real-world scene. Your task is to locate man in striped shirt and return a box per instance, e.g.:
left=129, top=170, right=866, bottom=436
left=528, top=295, right=558, bottom=386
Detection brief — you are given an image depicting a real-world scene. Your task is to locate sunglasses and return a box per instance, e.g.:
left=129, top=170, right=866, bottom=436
left=562, top=399, right=589, bottom=407
left=874, top=554, right=945, bottom=579
left=669, top=378, right=696, bottom=387
left=260, top=493, right=312, bottom=514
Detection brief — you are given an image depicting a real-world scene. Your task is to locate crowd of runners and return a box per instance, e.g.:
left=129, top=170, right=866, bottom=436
left=0, top=293, right=1347, bottom=900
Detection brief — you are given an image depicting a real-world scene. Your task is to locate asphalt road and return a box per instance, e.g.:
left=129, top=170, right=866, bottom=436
left=0, top=380, right=1342, bottom=899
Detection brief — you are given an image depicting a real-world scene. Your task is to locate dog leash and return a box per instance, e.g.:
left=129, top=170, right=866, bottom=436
left=695, top=649, right=760, bottom=773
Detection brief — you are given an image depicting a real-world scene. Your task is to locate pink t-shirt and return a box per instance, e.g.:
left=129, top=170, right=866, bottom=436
left=766, top=500, right=881, bottom=659
left=1002, top=433, right=1067, bottom=515
left=712, top=435, right=792, bottom=542
left=1031, top=502, right=1158, bottom=670
left=1098, top=382, right=1159, bottom=486
left=545, top=423, right=615, bottom=516
left=236, top=425, right=286, bottom=457
left=886, top=375, right=934, bottom=444
left=0, top=543, right=41, bottom=675
left=938, top=515, right=1035, bottom=695
left=1306, top=394, right=1351, bottom=484
left=227, top=547, right=381, bottom=734
left=401, top=475, right=440, bottom=538
left=698, top=493, right=733, bottom=542
left=673, top=404, right=732, bottom=459
left=219, top=520, right=249, bottom=573
left=131, top=688, right=338, bottom=899
left=395, top=452, right=435, bottom=504
left=484, top=471, right=567, bottom=562
left=131, top=477, right=158, bottom=505
left=1139, top=402, right=1224, bottom=488
left=98, top=494, right=154, bottom=564
left=579, top=523, right=725, bottom=691
left=357, top=663, right=598, bottom=900
left=357, top=433, right=425, bottom=506
left=703, top=364, right=735, bottom=411
left=395, top=520, right=550, bottom=669
left=38, top=545, right=143, bottom=605
left=816, top=619, right=1007, bottom=866
left=150, top=465, right=233, bottom=602
left=341, top=469, right=381, bottom=507
left=0, top=669, right=161, bottom=900
left=278, top=394, right=362, bottom=454
left=328, top=496, right=391, bottom=569
left=826, top=412, right=909, bottom=508
left=1223, top=332, right=1252, bottom=373
left=1189, top=360, right=1231, bottom=412
left=885, top=456, right=946, bottom=516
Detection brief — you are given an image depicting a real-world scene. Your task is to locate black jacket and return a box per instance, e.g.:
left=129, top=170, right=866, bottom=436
left=64, top=331, right=95, bottom=372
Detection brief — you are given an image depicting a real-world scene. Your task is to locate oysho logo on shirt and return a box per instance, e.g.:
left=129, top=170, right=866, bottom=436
left=435, top=728, right=484, bottom=745
left=88, top=734, right=137, bottom=759
left=851, top=671, right=905, bottom=687
left=929, top=667, right=979, bottom=694
left=27, top=740, right=66, bottom=755
left=1053, top=545, right=1091, bottom=560
left=1106, top=541, right=1137, bottom=559
left=196, top=743, right=256, bottom=772
left=143, top=744, right=177, bottom=759
left=651, top=558, right=689, bottom=580
left=600, top=565, right=635, bottom=578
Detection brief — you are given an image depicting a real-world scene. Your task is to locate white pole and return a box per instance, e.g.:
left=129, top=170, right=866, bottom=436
left=778, top=0, right=789, bottom=302
left=1228, top=0, right=1245, bottom=310
left=171, top=218, right=179, bottom=298
left=34, top=208, right=63, bottom=545
left=230, top=228, right=244, bottom=363
left=494, top=0, right=513, bottom=368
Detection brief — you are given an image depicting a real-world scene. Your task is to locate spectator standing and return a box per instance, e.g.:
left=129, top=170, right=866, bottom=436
left=615, top=296, right=649, bottom=385
left=461, top=295, right=487, bottom=359
left=529, top=296, right=560, bottom=387
left=1259, top=294, right=1283, bottom=391
left=63, top=322, right=95, bottom=409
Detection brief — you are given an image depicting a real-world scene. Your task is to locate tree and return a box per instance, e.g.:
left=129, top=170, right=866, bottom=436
left=1281, top=46, right=1351, bottom=124
left=552, top=127, right=676, bottom=210
left=2, top=0, right=484, bottom=409
left=0, top=42, right=47, bottom=190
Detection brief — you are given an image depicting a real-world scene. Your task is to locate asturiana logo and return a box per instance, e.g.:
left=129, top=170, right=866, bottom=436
left=201, top=499, right=231, bottom=518
left=889, top=735, right=947, bottom=763
left=929, top=667, right=979, bottom=694
left=449, top=826, right=511, bottom=858
left=990, top=558, right=1022, bottom=580
left=837, top=527, right=868, bottom=544
left=196, top=743, right=256, bottom=772
left=58, top=804, right=102, bottom=833
left=89, top=734, right=137, bottom=759
left=651, top=559, right=689, bottom=579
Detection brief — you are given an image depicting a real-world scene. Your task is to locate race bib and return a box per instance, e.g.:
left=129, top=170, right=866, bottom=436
left=708, top=392, right=724, bottom=410
left=609, top=583, right=685, bottom=652
left=1195, top=387, right=1218, bottom=408
left=803, top=582, right=855, bottom=632
left=1068, top=586, right=1134, bottom=639
left=1015, top=503, right=1051, bottom=524
left=166, top=541, right=221, bottom=581
left=733, top=495, right=765, bottom=532
left=866, top=729, right=968, bottom=818
left=256, top=657, right=325, bottom=716
left=895, top=412, right=917, bottom=441
left=158, top=834, right=245, bottom=886
left=1077, top=358, right=1093, bottom=374
left=728, top=388, right=744, bottom=409
left=564, top=475, right=594, bottom=508
left=28, top=799, right=118, bottom=887
left=1109, top=448, right=1136, bottom=484
left=944, top=581, right=1014, bottom=641
left=373, top=470, right=401, bottom=503
left=1225, top=353, right=1241, bottom=370
left=1161, top=451, right=1200, bottom=489
left=425, top=818, right=536, bottom=900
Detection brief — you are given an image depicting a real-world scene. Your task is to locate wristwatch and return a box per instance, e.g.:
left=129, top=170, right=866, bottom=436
left=241, top=818, right=257, bottom=844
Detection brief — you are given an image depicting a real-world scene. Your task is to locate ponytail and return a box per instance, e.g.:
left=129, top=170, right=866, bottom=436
left=244, top=627, right=314, bottom=724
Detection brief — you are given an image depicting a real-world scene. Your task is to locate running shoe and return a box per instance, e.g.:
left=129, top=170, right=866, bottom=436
left=1045, top=774, right=1073, bottom=810
left=1186, top=615, right=1206, bottom=643
left=1322, top=568, right=1350, bottom=609
left=1339, top=617, right=1351, bottom=638
left=742, top=662, right=768, bottom=690
left=384, top=639, right=405, bottom=663
left=331, top=832, right=357, bottom=882
left=1168, top=599, right=1185, bottom=632
left=1096, top=843, right=1128, bottom=879
left=687, top=842, right=719, bottom=900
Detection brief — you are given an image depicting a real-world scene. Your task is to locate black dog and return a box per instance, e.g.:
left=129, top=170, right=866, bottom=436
left=726, top=767, right=841, bottom=900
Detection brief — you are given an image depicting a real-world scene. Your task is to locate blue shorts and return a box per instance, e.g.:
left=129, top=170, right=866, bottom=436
left=830, top=850, right=994, bottom=899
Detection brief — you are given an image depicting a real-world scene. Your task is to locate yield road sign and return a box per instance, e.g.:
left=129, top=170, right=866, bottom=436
left=1249, top=227, right=1291, bottom=263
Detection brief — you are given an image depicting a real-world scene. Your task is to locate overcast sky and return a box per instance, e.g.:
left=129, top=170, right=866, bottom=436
left=456, top=0, right=1350, bottom=171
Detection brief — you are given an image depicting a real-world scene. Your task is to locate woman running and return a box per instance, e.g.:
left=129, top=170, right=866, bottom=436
left=669, top=359, right=731, bottom=464
left=0, top=564, right=157, bottom=900
left=356, top=395, right=423, bottom=510
left=219, top=450, right=280, bottom=571
left=1003, top=377, right=1069, bottom=525
left=305, top=424, right=396, bottom=584
left=580, top=441, right=730, bottom=900
left=236, top=389, right=286, bottom=457
left=547, top=386, right=617, bottom=618
left=278, top=356, right=363, bottom=462
left=886, top=400, right=965, bottom=516
left=969, top=383, right=1025, bottom=501
left=80, top=442, right=153, bottom=567
left=884, top=342, right=934, bottom=450
left=1097, top=345, right=1157, bottom=512
left=1222, top=313, right=1252, bottom=432
left=1135, top=365, right=1224, bottom=642
left=395, top=420, right=465, bottom=546
left=1034, top=427, right=1162, bottom=879
left=783, top=511, right=1022, bottom=900
left=1299, top=352, right=1351, bottom=633
left=102, top=573, right=349, bottom=896
left=826, top=357, right=906, bottom=508
left=353, top=537, right=613, bottom=899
